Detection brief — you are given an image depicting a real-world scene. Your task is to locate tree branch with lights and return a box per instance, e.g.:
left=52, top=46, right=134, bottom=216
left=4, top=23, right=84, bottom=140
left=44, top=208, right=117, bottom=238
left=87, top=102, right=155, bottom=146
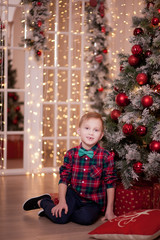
left=21, top=0, right=50, bottom=60
left=85, top=0, right=111, bottom=115
left=103, top=0, right=160, bottom=188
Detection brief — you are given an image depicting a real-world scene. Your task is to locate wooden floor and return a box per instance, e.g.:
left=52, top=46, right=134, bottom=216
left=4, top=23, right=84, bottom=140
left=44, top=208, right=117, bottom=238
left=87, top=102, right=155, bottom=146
left=0, top=174, right=102, bottom=240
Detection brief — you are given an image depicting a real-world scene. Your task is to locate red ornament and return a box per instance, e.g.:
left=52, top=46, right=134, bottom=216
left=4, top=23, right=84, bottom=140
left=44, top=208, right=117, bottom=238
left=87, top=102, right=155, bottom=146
left=151, top=17, right=159, bottom=26
left=145, top=50, right=152, bottom=58
left=128, top=55, right=140, bottom=66
left=13, top=118, right=18, bottom=125
left=131, top=45, right=143, bottom=56
left=120, top=65, right=124, bottom=71
left=15, top=106, right=20, bottom=112
left=133, top=28, right=144, bottom=36
left=0, top=23, right=5, bottom=29
left=114, top=86, right=119, bottom=92
left=99, top=2, right=105, bottom=18
left=101, top=25, right=106, bottom=33
left=141, top=95, right=153, bottom=108
left=89, top=0, right=97, bottom=7
left=103, top=49, right=108, bottom=54
left=110, top=109, right=121, bottom=121
left=136, top=125, right=147, bottom=136
left=40, top=31, right=44, bottom=36
left=136, top=73, right=148, bottom=85
left=147, top=2, right=154, bottom=9
left=98, top=87, right=104, bottom=92
left=37, top=20, right=42, bottom=27
left=37, top=50, right=42, bottom=56
left=116, top=93, right=129, bottom=106
left=153, top=84, right=160, bottom=95
left=133, top=162, right=143, bottom=174
left=95, top=54, right=103, bottom=63
left=13, top=95, right=18, bottom=101
left=158, top=9, right=160, bottom=14
left=37, top=1, right=42, bottom=6
left=122, top=123, right=134, bottom=135
left=149, top=141, right=160, bottom=153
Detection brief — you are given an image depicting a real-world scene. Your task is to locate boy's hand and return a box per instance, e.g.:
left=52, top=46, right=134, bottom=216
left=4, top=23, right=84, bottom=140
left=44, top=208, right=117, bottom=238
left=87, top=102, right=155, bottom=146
left=101, top=210, right=116, bottom=222
left=51, top=201, right=68, bottom=218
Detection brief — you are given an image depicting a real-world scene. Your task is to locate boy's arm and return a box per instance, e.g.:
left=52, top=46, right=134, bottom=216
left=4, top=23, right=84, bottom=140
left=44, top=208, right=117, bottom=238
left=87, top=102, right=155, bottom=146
left=102, top=187, right=116, bottom=221
left=51, top=183, right=68, bottom=217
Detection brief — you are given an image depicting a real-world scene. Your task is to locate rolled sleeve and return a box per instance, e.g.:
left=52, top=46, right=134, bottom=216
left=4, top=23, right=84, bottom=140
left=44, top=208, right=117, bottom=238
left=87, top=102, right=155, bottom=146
left=59, top=151, right=72, bottom=185
left=103, top=152, right=117, bottom=189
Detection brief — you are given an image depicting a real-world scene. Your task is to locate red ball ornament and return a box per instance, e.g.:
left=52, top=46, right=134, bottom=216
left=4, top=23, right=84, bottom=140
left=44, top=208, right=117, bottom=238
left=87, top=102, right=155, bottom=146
left=95, top=54, right=103, bottom=63
left=110, top=109, right=121, bottom=121
left=133, top=162, right=143, bottom=174
left=141, top=95, right=153, bottom=108
left=120, top=65, right=124, bottom=71
left=13, top=118, right=18, bottom=125
left=147, top=2, right=154, bottom=9
left=136, top=125, right=147, bottom=136
left=128, top=55, right=140, bottom=66
left=131, top=45, right=143, bottom=56
left=114, top=86, right=119, bottom=92
left=133, top=28, right=144, bottom=36
left=151, top=17, right=159, bottom=26
left=122, top=123, right=134, bottom=135
left=99, top=2, right=105, bottom=18
left=116, top=93, right=129, bottom=106
left=153, top=84, right=160, bottom=95
left=15, top=106, right=20, bottom=112
left=37, top=1, right=42, bottom=6
left=37, top=50, right=42, bottom=56
left=149, top=141, right=160, bottom=152
left=89, top=0, right=97, bottom=7
left=37, top=20, right=42, bottom=27
left=158, top=9, right=160, bottom=14
left=145, top=50, right=152, bottom=58
left=0, top=23, right=5, bottom=29
left=103, top=49, right=108, bottom=54
left=101, top=25, right=106, bottom=33
left=98, top=87, right=104, bottom=92
left=136, top=73, right=148, bottom=85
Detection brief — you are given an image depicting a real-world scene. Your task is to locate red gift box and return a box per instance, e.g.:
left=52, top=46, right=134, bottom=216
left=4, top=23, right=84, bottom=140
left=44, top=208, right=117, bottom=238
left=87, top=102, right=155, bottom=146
left=114, top=183, right=154, bottom=216
left=153, top=183, right=160, bottom=209
left=49, top=182, right=160, bottom=216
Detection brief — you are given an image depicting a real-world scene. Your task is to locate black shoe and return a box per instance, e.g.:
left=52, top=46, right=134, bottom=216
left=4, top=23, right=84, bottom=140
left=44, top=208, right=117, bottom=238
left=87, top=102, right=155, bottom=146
left=23, top=194, right=51, bottom=211
left=38, top=210, right=46, bottom=217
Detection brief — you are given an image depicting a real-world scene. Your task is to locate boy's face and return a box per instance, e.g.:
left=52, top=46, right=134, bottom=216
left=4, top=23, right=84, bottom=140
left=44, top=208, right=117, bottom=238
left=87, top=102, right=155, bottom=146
left=77, top=118, right=104, bottom=150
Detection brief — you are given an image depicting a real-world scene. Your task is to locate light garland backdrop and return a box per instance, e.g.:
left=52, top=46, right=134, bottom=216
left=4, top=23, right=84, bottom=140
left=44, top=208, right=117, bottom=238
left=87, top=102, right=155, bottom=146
left=0, top=0, right=144, bottom=175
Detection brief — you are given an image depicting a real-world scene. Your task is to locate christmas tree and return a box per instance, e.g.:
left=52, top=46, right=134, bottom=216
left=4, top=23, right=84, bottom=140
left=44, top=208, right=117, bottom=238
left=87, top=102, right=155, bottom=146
left=0, top=20, right=24, bottom=131
left=103, top=0, right=160, bottom=188
left=7, top=54, right=24, bottom=131
left=85, top=0, right=111, bottom=115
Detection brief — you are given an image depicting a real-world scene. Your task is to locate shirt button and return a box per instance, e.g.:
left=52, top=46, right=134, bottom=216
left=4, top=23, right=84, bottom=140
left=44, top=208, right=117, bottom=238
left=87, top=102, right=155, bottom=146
left=80, top=192, right=82, bottom=195
left=84, top=169, right=86, bottom=171
left=82, top=181, right=84, bottom=183
left=85, top=157, right=88, bottom=160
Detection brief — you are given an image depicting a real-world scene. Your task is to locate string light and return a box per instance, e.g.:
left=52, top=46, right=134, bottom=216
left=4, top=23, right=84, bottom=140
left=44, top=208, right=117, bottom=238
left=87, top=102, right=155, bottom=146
left=109, top=0, right=143, bottom=79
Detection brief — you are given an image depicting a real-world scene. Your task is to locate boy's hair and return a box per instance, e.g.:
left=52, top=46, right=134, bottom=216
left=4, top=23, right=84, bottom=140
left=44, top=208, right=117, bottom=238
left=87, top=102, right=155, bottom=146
left=79, top=112, right=104, bottom=131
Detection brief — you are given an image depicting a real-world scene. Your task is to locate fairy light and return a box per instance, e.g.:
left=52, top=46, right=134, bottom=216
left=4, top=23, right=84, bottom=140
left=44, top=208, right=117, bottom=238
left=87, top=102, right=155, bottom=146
left=16, top=0, right=144, bottom=176
left=109, top=0, right=143, bottom=80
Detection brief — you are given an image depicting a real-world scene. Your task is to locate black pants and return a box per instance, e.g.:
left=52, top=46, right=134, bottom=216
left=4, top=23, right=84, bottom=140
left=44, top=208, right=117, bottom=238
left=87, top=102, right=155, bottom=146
left=40, top=186, right=101, bottom=225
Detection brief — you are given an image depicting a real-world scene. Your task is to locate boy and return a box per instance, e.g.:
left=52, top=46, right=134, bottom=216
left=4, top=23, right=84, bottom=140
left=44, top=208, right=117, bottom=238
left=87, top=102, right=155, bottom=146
left=23, top=112, right=117, bottom=225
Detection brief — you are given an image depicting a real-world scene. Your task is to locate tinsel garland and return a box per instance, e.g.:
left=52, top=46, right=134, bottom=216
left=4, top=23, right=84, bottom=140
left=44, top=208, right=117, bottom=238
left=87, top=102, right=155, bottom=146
left=85, top=0, right=111, bottom=115
left=21, top=0, right=50, bottom=60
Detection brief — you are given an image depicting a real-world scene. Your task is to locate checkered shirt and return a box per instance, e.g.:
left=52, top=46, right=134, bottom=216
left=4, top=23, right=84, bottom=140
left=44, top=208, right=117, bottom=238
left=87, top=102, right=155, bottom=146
left=59, top=143, right=117, bottom=211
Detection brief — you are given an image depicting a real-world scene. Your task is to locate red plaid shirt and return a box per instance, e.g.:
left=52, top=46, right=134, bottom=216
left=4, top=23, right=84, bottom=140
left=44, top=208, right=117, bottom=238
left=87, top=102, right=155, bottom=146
left=59, top=143, right=117, bottom=211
